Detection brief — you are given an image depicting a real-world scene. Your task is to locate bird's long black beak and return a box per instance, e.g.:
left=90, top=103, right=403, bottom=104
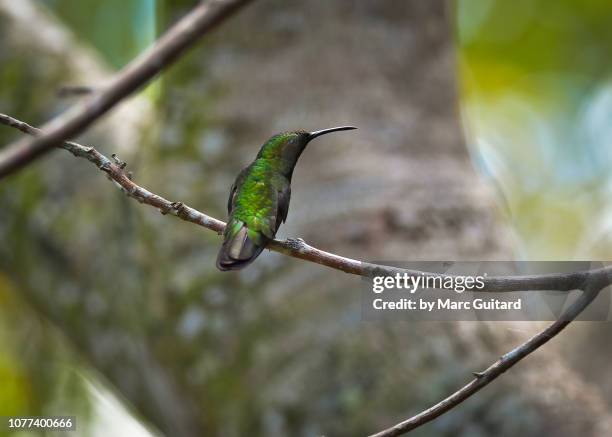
left=308, top=126, right=357, bottom=140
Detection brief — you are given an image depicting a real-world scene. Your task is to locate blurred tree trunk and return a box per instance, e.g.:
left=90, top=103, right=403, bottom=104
left=1, top=1, right=611, bottom=436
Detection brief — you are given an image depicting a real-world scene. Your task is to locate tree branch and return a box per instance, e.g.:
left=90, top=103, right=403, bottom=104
left=3, top=112, right=611, bottom=290
left=1, top=112, right=609, bottom=436
left=0, top=0, right=254, bottom=179
left=369, top=281, right=605, bottom=437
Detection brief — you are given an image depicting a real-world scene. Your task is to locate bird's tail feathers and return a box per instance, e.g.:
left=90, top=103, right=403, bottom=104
left=216, top=222, right=267, bottom=271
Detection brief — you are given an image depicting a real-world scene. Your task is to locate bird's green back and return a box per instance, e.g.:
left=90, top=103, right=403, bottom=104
left=229, top=160, right=289, bottom=243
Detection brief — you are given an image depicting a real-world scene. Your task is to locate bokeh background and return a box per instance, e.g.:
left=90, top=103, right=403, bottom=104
left=1, top=1, right=612, bottom=436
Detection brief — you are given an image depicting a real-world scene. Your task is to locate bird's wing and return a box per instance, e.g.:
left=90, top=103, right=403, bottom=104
left=227, top=167, right=249, bottom=214
left=277, top=183, right=291, bottom=229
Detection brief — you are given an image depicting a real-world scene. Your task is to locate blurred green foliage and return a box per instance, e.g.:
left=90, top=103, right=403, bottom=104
left=457, top=0, right=612, bottom=258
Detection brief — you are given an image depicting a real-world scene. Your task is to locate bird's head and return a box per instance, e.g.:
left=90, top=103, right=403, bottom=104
left=256, top=126, right=357, bottom=175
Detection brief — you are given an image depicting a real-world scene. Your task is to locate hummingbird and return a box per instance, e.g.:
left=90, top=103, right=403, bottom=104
left=216, top=126, right=357, bottom=271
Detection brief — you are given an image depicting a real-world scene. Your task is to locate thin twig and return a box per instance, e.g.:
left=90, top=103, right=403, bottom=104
left=1, top=113, right=609, bottom=437
left=0, top=0, right=254, bottom=179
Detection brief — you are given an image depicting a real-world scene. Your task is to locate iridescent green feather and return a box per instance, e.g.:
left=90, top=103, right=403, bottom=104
left=232, top=161, right=288, bottom=240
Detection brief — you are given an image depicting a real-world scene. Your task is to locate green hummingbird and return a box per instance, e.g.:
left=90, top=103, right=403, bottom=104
left=217, top=126, right=357, bottom=271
